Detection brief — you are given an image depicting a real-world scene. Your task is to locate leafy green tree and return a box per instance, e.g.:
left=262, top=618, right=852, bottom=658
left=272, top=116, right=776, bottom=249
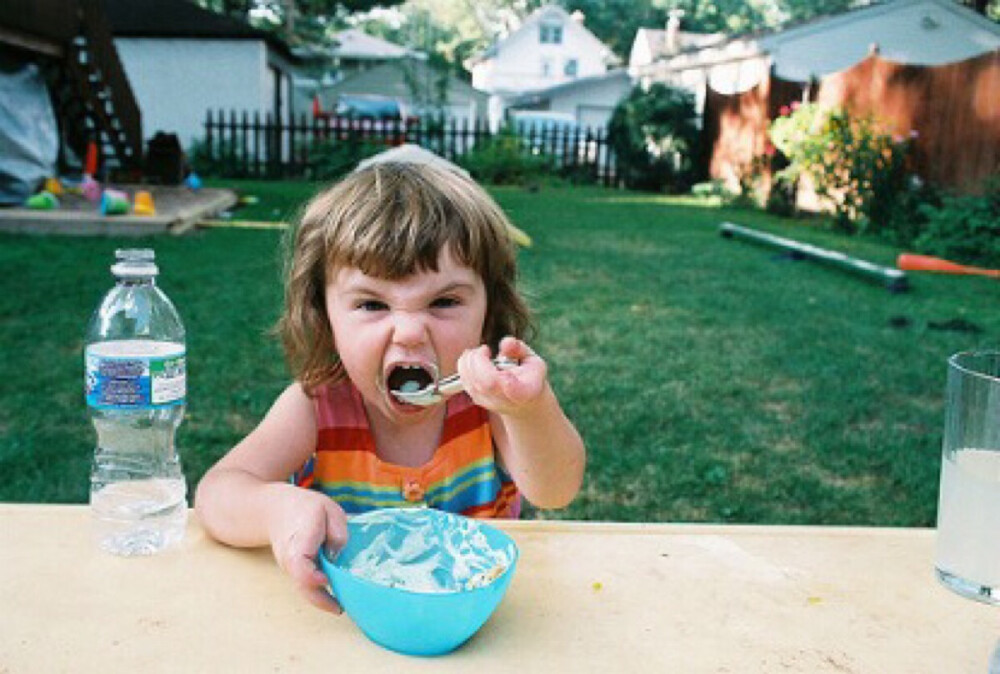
left=204, top=0, right=999, bottom=78
left=607, top=83, right=701, bottom=192
left=196, top=0, right=405, bottom=45
left=350, top=3, right=481, bottom=78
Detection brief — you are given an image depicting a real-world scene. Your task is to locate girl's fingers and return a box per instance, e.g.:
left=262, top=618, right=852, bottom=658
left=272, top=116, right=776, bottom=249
left=286, top=552, right=324, bottom=587
left=323, top=503, right=349, bottom=557
left=499, top=336, right=532, bottom=360
left=302, top=585, right=343, bottom=614
left=286, top=553, right=343, bottom=614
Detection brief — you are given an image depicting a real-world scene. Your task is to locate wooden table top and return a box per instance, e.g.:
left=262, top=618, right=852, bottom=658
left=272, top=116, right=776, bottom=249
left=0, top=505, right=994, bottom=673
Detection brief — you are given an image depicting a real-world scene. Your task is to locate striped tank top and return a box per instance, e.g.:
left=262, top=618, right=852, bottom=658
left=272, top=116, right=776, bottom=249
left=295, top=380, right=520, bottom=518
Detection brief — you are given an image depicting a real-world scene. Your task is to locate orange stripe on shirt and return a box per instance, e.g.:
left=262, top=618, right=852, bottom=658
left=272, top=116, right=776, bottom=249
left=307, top=381, right=520, bottom=518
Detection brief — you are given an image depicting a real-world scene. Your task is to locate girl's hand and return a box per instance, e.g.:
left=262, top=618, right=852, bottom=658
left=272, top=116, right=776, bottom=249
left=458, top=336, right=548, bottom=417
left=264, top=484, right=348, bottom=614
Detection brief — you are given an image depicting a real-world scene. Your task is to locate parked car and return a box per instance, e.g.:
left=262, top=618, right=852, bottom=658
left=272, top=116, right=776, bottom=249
left=334, top=95, right=411, bottom=121
left=312, top=95, right=417, bottom=145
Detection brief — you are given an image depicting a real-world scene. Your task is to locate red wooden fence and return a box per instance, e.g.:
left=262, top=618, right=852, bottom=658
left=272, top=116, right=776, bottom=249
left=703, top=49, right=1000, bottom=195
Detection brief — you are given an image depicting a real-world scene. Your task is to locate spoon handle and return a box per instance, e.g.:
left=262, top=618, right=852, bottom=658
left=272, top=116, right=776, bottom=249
left=436, top=357, right=518, bottom=397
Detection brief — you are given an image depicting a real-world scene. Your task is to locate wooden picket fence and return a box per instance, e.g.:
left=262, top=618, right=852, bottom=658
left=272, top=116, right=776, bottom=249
left=702, top=50, right=1000, bottom=195
left=200, top=110, right=617, bottom=185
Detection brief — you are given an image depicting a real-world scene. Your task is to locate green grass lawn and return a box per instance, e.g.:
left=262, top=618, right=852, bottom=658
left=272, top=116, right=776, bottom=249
left=2, top=180, right=997, bottom=526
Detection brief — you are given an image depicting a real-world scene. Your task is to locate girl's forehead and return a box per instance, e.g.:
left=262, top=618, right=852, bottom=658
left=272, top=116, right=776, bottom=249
left=329, top=248, right=482, bottom=290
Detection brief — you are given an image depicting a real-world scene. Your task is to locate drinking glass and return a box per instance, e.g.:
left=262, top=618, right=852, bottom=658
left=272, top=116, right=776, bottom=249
left=934, top=352, right=1000, bottom=671
left=935, top=351, right=1000, bottom=603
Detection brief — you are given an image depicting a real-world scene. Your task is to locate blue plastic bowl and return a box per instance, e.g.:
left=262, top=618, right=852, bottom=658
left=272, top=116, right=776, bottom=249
left=319, top=508, right=518, bottom=656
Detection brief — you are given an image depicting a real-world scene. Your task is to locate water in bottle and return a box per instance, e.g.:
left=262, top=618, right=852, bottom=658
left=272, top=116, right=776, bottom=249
left=85, top=249, right=188, bottom=556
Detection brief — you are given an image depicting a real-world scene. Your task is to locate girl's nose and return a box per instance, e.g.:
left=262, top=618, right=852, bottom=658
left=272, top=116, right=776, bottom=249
left=391, top=311, right=428, bottom=346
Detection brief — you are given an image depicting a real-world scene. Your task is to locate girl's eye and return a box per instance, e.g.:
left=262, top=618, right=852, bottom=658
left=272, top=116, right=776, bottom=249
left=357, top=300, right=388, bottom=312
left=431, top=296, right=460, bottom=309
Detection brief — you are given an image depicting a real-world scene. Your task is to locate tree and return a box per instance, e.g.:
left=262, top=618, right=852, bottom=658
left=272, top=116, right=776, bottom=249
left=195, top=0, right=406, bottom=45
left=607, top=83, right=701, bottom=192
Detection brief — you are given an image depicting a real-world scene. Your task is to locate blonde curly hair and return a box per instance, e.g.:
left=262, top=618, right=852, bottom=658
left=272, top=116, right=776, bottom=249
left=278, top=162, right=534, bottom=394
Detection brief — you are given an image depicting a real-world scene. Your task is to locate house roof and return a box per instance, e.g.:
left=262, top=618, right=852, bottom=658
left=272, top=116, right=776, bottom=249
left=330, top=29, right=417, bottom=60
left=104, top=0, right=297, bottom=61
left=467, top=4, right=621, bottom=67
left=317, top=57, right=487, bottom=109
left=640, top=0, right=1000, bottom=82
left=509, top=68, right=631, bottom=104
left=633, top=27, right=726, bottom=61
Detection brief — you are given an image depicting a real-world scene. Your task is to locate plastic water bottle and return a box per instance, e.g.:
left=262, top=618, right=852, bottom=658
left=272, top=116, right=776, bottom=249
left=85, top=249, right=188, bottom=556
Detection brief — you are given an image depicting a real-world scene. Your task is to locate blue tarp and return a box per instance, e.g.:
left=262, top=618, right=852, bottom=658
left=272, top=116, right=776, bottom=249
left=335, top=96, right=402, bottom=120
left=0, top=54, right=58, bottom=205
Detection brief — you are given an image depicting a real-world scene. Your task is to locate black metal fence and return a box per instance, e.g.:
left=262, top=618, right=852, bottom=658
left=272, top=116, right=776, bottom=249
left=199, top=110, right=617, bottom=185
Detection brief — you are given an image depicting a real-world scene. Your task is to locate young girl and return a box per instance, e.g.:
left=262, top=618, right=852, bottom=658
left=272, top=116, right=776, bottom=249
left=195, top=161, right=586, bottom=613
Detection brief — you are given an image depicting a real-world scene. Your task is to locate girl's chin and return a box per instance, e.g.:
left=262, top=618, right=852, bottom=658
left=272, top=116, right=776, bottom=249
left=377, top=389, right=435, bottom=418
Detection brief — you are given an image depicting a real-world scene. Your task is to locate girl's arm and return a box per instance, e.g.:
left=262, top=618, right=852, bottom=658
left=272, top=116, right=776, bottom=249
left=459, top=338, right=586, bottom=509
left=194, top=383, right=347, bottom=613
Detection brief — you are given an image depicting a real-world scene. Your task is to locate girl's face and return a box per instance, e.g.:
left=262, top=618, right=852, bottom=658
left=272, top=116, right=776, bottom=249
left=324, top=247, right=487, bottom=423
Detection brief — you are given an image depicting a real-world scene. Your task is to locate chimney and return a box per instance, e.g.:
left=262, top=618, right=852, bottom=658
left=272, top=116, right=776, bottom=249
left=665, top=9, right=684, bottom=54
left=571, top=10, right=585, bottom=23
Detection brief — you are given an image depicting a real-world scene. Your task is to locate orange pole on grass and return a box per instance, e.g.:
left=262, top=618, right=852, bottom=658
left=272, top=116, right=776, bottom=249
left=897, top=254, right=1000, bottom=279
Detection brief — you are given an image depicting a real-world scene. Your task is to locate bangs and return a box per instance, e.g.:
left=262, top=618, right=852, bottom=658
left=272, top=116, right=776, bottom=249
left=320, top=164, right=490, bottom=280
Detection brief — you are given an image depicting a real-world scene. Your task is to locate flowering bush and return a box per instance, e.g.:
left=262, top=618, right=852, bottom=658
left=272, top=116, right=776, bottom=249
left=768, top=103, right=913, bottom=234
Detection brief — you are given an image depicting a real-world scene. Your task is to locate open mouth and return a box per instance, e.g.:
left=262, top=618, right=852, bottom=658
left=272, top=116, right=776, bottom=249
left=385, top=363, right=437, bottom=396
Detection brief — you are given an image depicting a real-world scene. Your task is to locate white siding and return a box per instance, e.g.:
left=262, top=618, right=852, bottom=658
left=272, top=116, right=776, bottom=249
left=472, top=9, right=610, bottom=94
left=545, top=75, right=632, bottom=129
left=115, top=38, right=268, bottom=150
left=628, top=29, right=656, bottom=74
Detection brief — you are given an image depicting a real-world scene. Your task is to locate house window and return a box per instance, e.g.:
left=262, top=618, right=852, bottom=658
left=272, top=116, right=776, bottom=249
left=540, top=23, right=563, bottom=44
left=564, top=59, right=578, bottom=77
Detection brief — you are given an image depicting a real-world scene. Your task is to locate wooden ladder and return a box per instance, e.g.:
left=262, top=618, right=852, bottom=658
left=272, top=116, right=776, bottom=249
left=62, top=0, right=143, bottom=175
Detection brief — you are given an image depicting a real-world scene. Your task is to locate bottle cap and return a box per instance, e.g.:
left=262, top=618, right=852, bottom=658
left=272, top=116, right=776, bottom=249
left=111, top=248, right=158, bottom=278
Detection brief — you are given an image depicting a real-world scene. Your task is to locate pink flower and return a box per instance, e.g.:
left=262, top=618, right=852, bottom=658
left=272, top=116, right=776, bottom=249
left=909, top=129, right=919, bottom=139
left=779, top=105, right=790, bottom=116
left=790, top=101, right=801, bottom=111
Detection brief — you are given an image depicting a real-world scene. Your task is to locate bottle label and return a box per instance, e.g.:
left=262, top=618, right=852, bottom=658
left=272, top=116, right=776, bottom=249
left=85, top=341, right=186, bottom=409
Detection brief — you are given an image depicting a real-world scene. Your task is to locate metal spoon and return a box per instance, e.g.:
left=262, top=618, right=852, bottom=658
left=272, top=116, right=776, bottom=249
left=391, top=356, right=519, bottom=407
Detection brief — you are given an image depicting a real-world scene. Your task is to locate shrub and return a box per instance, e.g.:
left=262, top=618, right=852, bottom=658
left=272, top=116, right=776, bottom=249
left=307, top=139, right=383, bottom=181
left=691, top=180, right=732, bottom=199
left=188, top=138, right=245, bottom=178
left=457, top=134, right=554, bottom=186
left=765, top=174, right=797, bottom=217
left=607, top=84, right=701, bottom=192
left=769, top=103, right=913, bottom=234
left=912, top=176, right=1000, bottom=267
left=881, top=177, right=942, bottom=246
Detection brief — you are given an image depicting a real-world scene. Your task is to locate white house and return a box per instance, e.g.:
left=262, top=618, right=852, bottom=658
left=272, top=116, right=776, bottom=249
left=106, top=0, right=299, bottom=151
left=466, top=4, right=620, bottom=95
left=632, top=0, right=1000, bottom=98
left=506, top=69, right=632, bottom=130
